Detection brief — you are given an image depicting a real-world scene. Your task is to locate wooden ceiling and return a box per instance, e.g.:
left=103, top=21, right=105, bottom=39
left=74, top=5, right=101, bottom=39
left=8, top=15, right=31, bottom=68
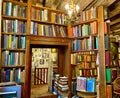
left=108, top=0, right=120, bottom=34
left=32, top=0, right=116, bottom=11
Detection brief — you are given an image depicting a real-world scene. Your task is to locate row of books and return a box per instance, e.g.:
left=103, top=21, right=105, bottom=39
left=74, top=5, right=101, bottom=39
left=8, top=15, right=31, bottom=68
left=106, top=68, right=118, bottom=83
left=2, top=51, right=25, bottom=66
left=76, top=77, right=96, bottom=92
left=75, top=7, right=97, bottom=24
left=31, top=7, right=66, bottom=24
left=2, top=2, right=26, bottom=17
left=30, top=22, right=68, bottom=37
left=79, top=69, right=97, bottom=77
left=72, top=36, right=98, bottom=51
left=72, top=21, right=97, bottom=37
left=3, top=35, right=26, bottom=49
left=71, top=53, right=96, bottom=64
left=1, top=68, right=25, bottom=83
left=2, top=19, right=26, bottom=33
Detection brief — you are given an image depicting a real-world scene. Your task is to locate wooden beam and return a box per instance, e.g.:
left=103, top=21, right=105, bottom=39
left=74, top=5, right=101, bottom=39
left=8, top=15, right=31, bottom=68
left=110, top=23, right=120, bottom=31
left=110, top=18, right=120, bottom=26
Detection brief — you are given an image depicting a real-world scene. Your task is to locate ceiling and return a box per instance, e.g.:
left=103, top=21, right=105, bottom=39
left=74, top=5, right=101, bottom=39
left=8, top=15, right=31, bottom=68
left=32, top=0, right=116, bottom=11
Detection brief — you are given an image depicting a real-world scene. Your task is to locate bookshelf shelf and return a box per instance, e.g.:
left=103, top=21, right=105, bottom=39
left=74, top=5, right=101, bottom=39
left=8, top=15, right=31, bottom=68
left=71, top=49, right=98, bottom=53
left=2, top=32, right=26, bottom=36
left=72, top=18, right=98, bottom=26
left=1, top=65, right=25, bottom=68
left=73, top=34, right=98, bottom=39
left=31, top=5, right=65, bottom=13
left=2, top=15, right=27, bottom=21
left=3, top=0, right=27, bottom=6
left=77, top=90, right=97, bottom=97
left=31, top=19, right=67, bottom=26
left=1, top=48, right=26, bottom=51
left=79, top=68, right=97, bottom=70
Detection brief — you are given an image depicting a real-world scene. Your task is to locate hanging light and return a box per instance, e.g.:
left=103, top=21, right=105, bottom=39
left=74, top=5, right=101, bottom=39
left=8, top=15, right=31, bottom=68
left=65, top=0, right=80, bottom=21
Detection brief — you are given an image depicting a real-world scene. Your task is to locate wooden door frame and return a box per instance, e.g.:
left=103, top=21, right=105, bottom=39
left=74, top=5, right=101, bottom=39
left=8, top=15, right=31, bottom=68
left=25, top=36, right=72, bottom=98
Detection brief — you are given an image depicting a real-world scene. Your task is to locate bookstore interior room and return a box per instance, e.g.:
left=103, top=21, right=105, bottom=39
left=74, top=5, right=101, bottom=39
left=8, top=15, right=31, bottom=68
left=0, top=0, right=120, bottom=98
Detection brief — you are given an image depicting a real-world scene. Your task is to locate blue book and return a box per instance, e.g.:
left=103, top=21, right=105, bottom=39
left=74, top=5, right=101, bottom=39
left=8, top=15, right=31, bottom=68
left=10, top=52, right=14, bottom=66
left=12, top=35, right=16, bottom=48
left=79, top=25, right=82, bottom=37
left=4, top=34, right=8, bottom=48
left=86, top=78, right=96, bottom=92
left=5, top=70, right=10, bottom=82
left=4, top=51, right=9, bottom=66
left=6, top=2, right=12, bottom=16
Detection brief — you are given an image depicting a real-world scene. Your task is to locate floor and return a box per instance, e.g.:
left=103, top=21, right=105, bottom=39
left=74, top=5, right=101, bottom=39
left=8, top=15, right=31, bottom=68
left=31, top=84, right=55, bottom=98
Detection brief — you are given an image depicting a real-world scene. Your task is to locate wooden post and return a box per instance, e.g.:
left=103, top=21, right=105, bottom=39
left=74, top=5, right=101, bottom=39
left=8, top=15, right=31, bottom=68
left=97, top=6, right=106, bottom=98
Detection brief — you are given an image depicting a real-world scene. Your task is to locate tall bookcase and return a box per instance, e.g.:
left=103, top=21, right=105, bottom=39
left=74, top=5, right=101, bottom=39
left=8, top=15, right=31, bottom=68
left=70, top=6, right=109, bottom=98
left=0, top=0, right=27, bottom=85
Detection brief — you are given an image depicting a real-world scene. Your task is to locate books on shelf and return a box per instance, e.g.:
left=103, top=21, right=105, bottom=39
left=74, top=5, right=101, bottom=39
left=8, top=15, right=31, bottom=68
left=2, top=51, right=25, bottom=66
left=72, top=37, right=98, bottom=51
left=76, top=77, right=96, bottom=92
left=79, top=7, right=97, bottom=23
left=31, top=7, right=66, bottom=24
left=2, top=1, right=26, bottom=17
left=30, top=23, right=68, bottom=37
left=1, top=68, right=25, bottom=83
left=3, top=35, right=26, bottom=49
left=2, top=19, right=26, bottom=33
left=72, top=21, right=97, bottom=37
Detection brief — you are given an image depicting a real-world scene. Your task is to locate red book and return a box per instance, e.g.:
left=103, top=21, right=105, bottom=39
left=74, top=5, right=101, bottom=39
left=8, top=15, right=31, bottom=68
left=106, top=85, right=112, bottom=98
left=111, top=69, right=117, bottom=82
left=105, top=51, right=110, bottom=66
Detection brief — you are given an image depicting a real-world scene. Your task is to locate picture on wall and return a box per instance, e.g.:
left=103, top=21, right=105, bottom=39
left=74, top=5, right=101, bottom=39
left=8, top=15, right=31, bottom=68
left=39, top=59, right=44, bottom=65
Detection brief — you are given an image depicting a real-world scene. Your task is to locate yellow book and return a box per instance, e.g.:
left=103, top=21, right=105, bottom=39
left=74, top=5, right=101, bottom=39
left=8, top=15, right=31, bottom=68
left=2, top=2, right=7, bottom=15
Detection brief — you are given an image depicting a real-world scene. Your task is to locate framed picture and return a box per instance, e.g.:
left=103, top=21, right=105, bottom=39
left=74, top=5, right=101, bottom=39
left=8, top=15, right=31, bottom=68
left=42, top=53, right=49, bottom=58
left=39, top=59, right=44, bottom=65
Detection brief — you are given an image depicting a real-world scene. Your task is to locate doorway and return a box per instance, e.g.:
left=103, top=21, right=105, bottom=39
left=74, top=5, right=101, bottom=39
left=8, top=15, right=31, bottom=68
left=31, top=48, right=59, bottom=98
left=25, top=36, right=71, bottom=98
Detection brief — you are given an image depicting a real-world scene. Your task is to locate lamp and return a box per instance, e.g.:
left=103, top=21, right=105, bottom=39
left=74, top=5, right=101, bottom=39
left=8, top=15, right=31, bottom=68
left=65, top=0, right=80, bottom=21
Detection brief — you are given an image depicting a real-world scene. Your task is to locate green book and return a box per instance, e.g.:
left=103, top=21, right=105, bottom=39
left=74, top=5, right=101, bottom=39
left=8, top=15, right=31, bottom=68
left=106, top=69, right=111, bottom=83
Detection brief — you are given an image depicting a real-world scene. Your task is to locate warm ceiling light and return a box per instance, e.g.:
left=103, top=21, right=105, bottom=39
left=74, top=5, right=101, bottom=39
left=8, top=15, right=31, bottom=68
left=65, top=0, right=80, bottom=21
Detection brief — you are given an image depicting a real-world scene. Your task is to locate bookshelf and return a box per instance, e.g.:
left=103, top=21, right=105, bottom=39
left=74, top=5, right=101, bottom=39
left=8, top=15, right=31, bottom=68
left=71, top=8, right=98, bottom=97
left=29, top=3, right=68, bottom=37
left=0, top=0, right=27, bottom=97
left=70, top=6, right=110, bottom=98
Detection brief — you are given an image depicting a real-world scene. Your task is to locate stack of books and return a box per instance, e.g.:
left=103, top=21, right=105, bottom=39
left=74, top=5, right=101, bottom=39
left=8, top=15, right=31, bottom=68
left=53, top=75, right=69, bottom=98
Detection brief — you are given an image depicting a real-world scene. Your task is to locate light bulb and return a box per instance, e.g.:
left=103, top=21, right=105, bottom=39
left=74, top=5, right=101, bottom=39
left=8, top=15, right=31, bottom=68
left=68, top=10, right=72, bottom=15
left=65, top=4, right=69, bottom=10
left=76, top=5, right=80, bottom=11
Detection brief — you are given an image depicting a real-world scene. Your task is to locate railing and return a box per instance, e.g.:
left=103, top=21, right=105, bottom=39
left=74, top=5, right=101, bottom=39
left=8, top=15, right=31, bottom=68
left=34, top=67, right=48, bottom=85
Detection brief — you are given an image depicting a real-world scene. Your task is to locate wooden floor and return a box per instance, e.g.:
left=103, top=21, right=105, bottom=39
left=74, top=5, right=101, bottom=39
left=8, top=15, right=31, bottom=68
left=31, top=84, right=57, bottom=98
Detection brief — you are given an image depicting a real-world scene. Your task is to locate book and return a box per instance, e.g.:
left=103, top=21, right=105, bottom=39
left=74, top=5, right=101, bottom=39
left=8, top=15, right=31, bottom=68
left=76, top=77, right=86, bottom=91
left=106, top=68, right=111, bottom=83
left=105, top=51, right=110, bottom=66
left=86, top=78, right=96, bottom=92
left=106, top=85, right=112, bottom=98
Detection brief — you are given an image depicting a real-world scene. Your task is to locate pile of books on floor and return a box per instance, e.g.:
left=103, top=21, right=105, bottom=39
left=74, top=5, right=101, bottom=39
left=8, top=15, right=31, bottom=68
left=52, top=74, right=69, bottom=98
